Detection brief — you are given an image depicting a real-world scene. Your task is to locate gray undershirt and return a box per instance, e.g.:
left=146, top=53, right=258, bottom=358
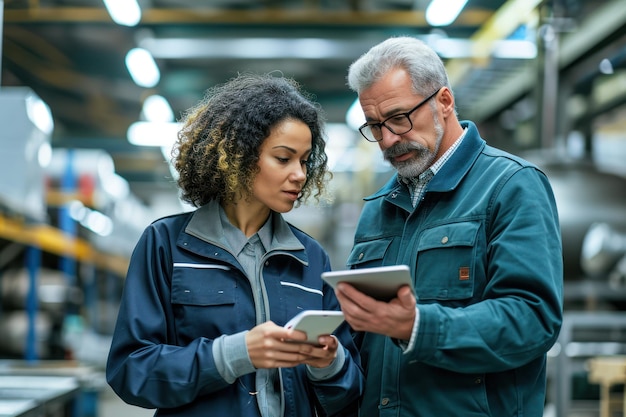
left=211, top=204, right=345, bottom=416
left=220, top=208, right=279, bottom=417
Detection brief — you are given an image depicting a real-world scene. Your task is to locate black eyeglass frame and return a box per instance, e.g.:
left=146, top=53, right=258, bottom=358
left=358, top=88, right=441, bottom=142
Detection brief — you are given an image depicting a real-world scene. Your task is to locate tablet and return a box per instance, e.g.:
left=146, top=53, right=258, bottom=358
left=284, top=310, right=345, bottom=345
left=322, top=265, right=413, bottom=301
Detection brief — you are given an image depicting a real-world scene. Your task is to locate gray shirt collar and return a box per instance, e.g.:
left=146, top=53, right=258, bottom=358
left=219, top=204, right=273, bottom=256
left=185, top=199, right=306, bottom=255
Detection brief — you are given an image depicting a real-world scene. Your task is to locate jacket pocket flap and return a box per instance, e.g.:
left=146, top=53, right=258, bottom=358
left=347, top=238, right=393, bottom=267
left=417, top=222, right=480, bottom=251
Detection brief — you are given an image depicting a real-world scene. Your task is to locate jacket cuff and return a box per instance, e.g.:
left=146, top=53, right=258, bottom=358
left=306, top=340, right=346, bottom=381
left=212, top=331, right=256, bottom=384
left=392, top=306, right=420, bottom=353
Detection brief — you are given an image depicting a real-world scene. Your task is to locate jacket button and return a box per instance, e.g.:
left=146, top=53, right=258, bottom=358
left=441, top=236, right=449, bottom=244
left=474, top=377, right=482, bottom=384
left=381, top=398, right=389, bottom=406
left=358, top=253, right=364, bottom=260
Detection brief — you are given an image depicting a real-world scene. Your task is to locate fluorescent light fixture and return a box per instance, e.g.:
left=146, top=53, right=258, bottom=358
left=25, top=92, right=54, bottom=135
left=426, top=0, right=468, bottom=27
left=142, top=94, right=175, bottom=122
left=102, top=0, right=141, bottom=27
left=127, top=121, right=181, bottom=147
left=430, top=38, right=536, bottom=59
left=125, top=48, right=160, bottom=88
left=140, top=37, right=363, bottom=60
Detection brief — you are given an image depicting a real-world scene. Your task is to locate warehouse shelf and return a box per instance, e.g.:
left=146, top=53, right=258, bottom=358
left=45, top=190, right=95, bottom=209
left=0, top=214, right=128, bottom=278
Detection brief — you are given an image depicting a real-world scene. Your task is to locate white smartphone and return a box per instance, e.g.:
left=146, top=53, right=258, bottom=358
left=284, top=310, right=345, bottom=345
left=321, top=264, right=414, bottom=301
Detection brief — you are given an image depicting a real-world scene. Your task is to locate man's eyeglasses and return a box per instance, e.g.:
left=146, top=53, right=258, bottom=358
left=358, top=88, right=441, bottom=142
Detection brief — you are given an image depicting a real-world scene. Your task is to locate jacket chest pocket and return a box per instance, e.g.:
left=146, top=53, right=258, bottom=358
left=416, top=222, right=480, bottom=301
left=171, top=265, right=236, bottom=306
left=171, top=264, right=245, bottom=339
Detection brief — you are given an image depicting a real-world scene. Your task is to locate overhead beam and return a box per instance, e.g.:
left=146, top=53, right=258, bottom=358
left=558, top=0, right=626, bottom=69
left=468, top=0, right=626, bottom=122
left=3, top=7, right=495, bottom=27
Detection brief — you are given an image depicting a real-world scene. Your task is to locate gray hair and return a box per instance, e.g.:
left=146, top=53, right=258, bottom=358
left=347, top=36, right=451, bottom=98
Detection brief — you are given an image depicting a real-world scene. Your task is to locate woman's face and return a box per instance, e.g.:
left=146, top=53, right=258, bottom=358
left=251, top=119, right=312, bottom=213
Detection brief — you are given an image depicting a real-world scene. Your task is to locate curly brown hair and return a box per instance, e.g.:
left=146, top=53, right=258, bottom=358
left=172, top=73, right=331, bottom=208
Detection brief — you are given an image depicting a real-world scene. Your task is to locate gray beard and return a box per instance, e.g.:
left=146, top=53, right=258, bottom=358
left=384, top=115, right=444, bottom=178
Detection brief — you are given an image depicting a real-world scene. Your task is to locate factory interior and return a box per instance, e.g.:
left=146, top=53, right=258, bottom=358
left=1, top=0, right=626, bottom=416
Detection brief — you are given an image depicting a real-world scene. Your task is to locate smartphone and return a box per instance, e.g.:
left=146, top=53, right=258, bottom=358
left=284, top=310, right=345, bottom=345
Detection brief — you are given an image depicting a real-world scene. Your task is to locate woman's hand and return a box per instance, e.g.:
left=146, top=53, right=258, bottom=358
left=245, top=321, right=338, bottom=369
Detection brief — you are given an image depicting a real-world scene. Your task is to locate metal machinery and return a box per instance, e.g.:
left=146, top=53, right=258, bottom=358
left=0, top=87, right=55, bottom=358
left=534, top=158, right=626, bottom=417
left=0, top=87, right=156, bottom=416
left=0, top=87, right=95, bottom=416
left=45, top=148, right=151, bottom=259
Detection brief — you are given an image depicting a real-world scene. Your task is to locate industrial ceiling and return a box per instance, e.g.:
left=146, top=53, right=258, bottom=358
left=2, top=0, right=625, bottom=211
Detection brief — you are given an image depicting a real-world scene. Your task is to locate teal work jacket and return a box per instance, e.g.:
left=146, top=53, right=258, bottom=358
left=347, top=121, right=563, bottom=417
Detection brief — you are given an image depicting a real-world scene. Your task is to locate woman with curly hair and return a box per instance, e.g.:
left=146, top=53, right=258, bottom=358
left=106, top=73, right=363, bottom=417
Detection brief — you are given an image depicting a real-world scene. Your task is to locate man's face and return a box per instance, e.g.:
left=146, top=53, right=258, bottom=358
left=359, top=68, right=443, bottom=178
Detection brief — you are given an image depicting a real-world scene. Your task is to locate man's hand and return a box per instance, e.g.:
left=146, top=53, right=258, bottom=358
left=335, top=283, right=416, bottom=340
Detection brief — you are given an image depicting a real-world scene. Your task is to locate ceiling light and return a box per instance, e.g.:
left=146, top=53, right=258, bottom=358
left=142, top=95, right=174, bottom=123
left=125, top=48, right=160, bottom=88
left=102, top=0, right=141, bottom=27
left=127, top=121, right=181, bottom=147
left=25, top=92, right=54, bottom=135
left=139, top=37, right=368, bottom=60
left=429, top=38, right=536, bottom=59
left=426, top=0, right=468, bottom=27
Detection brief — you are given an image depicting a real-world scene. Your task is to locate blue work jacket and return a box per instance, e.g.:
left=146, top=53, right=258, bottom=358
left=106, top=205, right=363, bottom=417
left=347, top=121, right=563, bottom=417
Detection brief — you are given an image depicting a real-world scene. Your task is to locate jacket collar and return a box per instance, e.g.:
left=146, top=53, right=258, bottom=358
left=365, top=120, right=485, bottom=202
left=185, top=199, right=306, bottom=256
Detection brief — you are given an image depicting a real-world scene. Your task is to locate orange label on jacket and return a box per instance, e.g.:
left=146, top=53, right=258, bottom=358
left=459, top=267, right=470, bottom=281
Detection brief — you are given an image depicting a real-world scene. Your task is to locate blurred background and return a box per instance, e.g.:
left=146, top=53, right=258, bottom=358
left=1, top=1, right=625, bottom=416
